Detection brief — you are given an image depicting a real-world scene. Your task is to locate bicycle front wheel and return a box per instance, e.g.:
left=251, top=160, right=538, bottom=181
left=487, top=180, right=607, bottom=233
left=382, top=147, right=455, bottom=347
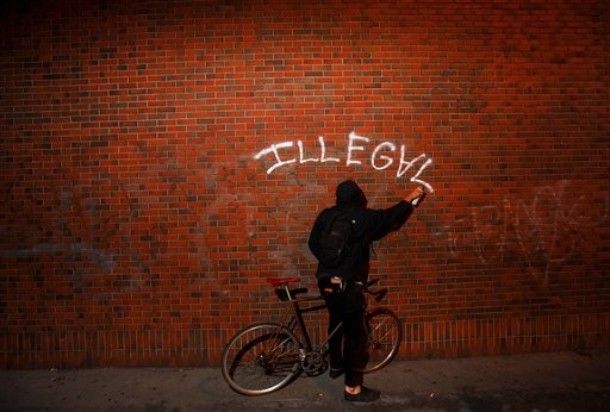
left=363, top=308, right=402, bottom=373
left=221, top=323, right=302, bottom=395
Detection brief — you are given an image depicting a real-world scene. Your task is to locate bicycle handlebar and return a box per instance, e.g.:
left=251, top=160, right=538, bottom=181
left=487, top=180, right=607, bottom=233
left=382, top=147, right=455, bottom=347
left=365, top=278, right=379, bottom=288
left=272, top=277, right=388, bottom=303
left=362, top=279, right=387, bottom=302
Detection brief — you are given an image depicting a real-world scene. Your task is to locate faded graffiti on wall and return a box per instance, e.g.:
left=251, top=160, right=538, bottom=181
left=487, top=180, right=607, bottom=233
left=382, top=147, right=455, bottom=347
left=429, top=180, right=608, bottom=286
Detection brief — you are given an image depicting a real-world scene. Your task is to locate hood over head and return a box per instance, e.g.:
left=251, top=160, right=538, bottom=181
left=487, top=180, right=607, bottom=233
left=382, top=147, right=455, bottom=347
left=335, top=180, right=367, bottom=208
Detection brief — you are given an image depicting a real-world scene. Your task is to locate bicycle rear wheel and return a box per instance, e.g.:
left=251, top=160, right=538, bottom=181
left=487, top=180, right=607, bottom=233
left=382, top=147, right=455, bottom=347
left=221, top=322, right=302, bottom=395
left=363, top=307, right=402, bottom=373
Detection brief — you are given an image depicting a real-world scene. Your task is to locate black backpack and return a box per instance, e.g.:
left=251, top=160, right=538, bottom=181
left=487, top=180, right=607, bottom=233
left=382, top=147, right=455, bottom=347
left=317, top=208, right=357, bottom=268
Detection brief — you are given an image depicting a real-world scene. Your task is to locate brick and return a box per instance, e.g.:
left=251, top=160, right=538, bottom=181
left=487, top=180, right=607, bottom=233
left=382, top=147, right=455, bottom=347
left=0, top=0, right=608, bottom=368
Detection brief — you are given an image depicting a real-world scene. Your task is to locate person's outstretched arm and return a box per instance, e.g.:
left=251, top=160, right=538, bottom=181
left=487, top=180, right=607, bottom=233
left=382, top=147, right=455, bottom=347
left=366, top=187, right=425, bottom=241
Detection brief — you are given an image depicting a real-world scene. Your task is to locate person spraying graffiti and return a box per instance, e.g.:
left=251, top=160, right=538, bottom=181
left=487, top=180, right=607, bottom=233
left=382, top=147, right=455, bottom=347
left=308, top=180, right=427, bottom=402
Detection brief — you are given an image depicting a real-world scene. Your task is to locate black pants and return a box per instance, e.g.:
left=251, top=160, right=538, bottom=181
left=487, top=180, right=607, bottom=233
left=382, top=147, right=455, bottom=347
left=318, top=277, right=369, bottom=387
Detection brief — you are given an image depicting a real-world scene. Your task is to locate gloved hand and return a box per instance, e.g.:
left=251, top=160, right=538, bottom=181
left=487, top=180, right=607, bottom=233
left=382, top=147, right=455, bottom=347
left=405, top=186, right=427, bottom=206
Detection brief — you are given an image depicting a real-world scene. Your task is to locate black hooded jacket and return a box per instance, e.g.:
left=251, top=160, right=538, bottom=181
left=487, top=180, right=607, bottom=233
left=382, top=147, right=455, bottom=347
left=308, top=180, right=413, bottom=282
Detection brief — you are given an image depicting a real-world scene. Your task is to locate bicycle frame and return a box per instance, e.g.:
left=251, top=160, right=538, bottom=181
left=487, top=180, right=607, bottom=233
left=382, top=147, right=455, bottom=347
left=276, top=283, right=337, bottom=353
left=221, top=277, right=401, bottom=395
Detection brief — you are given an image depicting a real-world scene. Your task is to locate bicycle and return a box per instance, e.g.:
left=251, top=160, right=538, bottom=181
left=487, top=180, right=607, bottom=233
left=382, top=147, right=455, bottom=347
left=221, top=277, right=402, bottom=396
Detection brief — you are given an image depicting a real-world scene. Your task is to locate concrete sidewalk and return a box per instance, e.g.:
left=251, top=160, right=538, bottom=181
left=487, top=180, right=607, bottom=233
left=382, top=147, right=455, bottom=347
left=1, top=351, right=609, bottom=411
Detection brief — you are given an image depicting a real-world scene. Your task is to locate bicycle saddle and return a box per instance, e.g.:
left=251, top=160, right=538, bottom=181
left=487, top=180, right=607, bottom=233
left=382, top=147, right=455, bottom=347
left=266, top=277, right=301, bottom=287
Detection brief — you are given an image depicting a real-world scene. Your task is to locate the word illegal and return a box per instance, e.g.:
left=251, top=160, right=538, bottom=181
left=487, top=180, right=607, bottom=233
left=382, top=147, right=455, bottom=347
left=253, top=131, right=434, bottom=192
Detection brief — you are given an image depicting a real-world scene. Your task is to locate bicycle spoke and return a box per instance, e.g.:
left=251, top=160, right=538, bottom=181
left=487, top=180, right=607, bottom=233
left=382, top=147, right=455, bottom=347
left=364, top=309, right=401, bottom=373
left=370, top=323, right=394, bottom=347
left=222, top=324, right=302, bottom=395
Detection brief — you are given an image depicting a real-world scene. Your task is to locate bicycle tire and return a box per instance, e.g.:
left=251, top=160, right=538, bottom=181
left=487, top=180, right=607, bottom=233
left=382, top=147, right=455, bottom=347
left=221, top=322, right=302, bottom=395
left=363, top=307, right=402, bottom=373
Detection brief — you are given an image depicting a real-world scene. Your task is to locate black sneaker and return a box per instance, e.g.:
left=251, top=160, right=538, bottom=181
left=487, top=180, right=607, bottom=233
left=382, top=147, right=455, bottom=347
left=329, top=368, right=344, bottom=379
left=344, top=386, right=380, bottom=402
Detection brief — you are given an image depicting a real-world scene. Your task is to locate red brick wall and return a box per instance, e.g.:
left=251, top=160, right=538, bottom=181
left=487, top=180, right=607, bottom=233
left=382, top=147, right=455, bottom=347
left=1, top=0, right=608, bottom=367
